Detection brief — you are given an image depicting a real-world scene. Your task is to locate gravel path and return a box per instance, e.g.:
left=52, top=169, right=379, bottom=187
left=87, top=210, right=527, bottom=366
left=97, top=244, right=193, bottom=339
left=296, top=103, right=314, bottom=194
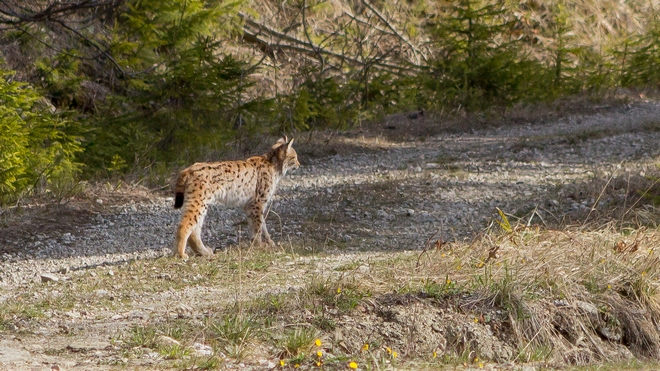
left=2, top=101, right=660, bottom=288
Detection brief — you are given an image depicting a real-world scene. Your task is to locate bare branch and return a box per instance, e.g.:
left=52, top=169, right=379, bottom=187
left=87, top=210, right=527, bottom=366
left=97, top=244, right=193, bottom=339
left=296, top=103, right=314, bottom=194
left=0, top=0, right=122, bottom=25
left=51, top=18, right=127, bottom=77
left=343, top=11, right=397, bottom=38
left=242, top=28, right=420, bottom=75
left=361, top=0, right=422, bottom=64
left=301, top=0, right=325, bottom=72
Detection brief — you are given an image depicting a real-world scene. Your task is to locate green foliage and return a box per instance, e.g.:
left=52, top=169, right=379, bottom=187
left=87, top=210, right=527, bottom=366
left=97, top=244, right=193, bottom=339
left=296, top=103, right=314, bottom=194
left=6, top=0, right=660, bottom=182
left=619, top=17, right=660, bottom=88
left=420, top=276, right=460, bottom=298
left=276, top=74, right=358, bottom=131
left=274, top=66, right=419, bottom=133
left=545, top=3, right=578, bottom=93
left=209, top=312, right=255, bottom=360
left=0, top=69, right=82, bottom=203
left=289, top=87, right=316, bottom=131
left=34, top=52, right=83, bottom=109
left=82, top=0, right=249, bottom=173
left=496, top=207, right=512, bottom=232
left=424, top=0, right=549, bottom=111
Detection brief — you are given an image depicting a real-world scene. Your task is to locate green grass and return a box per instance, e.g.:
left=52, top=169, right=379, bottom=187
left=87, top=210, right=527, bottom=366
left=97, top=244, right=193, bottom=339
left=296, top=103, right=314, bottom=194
left=125, top=325, right=157, bottom=348
left=304, top=276, right=370, bottom=313
left=281, top=327, right=318, bottom=357
left=159, top=344, right=193, bottom=360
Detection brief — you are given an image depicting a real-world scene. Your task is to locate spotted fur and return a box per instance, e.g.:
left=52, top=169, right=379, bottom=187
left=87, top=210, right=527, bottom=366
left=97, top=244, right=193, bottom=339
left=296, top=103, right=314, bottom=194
left=173, top=137, right=300, bottom=259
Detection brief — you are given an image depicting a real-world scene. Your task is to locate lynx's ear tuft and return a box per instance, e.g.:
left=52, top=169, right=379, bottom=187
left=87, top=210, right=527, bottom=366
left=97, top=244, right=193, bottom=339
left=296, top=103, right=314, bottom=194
left=286, top=137, right=294, bottom=149
left=273, top=136, right=288, bottom=149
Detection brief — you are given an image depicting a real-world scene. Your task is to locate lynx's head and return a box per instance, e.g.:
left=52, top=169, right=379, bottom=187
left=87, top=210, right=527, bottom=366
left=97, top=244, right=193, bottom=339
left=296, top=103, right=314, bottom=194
left=270, top=136, right=300, bottom=175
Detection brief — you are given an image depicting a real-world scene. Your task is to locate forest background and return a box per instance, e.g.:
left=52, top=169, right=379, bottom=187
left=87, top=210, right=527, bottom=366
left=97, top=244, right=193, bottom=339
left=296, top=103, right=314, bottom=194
left=1, top=0, right=660, bottom=204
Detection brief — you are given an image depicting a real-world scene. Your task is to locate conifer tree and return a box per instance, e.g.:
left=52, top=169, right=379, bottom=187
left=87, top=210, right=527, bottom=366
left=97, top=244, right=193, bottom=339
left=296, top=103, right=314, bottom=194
left=426, top=0, right=542, bottom=111
left=0, top=70, right=82, bottom=203
left=86, top=0, right=251, bottom=169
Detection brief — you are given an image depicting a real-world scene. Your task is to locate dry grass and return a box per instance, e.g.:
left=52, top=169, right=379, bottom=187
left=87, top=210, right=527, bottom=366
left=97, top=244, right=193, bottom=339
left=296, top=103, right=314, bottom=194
left=235, top=220, right=660, bottom=368
left=4, top=218, right=660, bottom=368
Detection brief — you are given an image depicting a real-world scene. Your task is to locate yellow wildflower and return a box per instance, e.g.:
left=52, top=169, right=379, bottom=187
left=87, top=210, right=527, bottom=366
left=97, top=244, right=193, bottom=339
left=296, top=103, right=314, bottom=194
left=386, top=347, right=392, bottom=354
left=337, top=287, right=342, bottom=294
left=361, top=343, right=369, bottom=351
left=348, top=361, right=358, bottom=369
left=317, top=361, right=322, bottom=367
left=441, top=253, right=446, bottom=258
left=607, top=284, right=611, bottom=290
left=474, top=318, right=479, bottom=323
left=317, top=350, right=323, bottom=358
left=432, top=351, right=437, bottom=359
left=315, top=339, right=322, bottom=347
left=295, top=364, right=300, bottom=368
left=280, top=360, right=286, bottom=367
left=446, top=279, right=451, bottom=285
left=479, top=362, right=484, bottom=369
left=392, top=351, right=398, bottom=358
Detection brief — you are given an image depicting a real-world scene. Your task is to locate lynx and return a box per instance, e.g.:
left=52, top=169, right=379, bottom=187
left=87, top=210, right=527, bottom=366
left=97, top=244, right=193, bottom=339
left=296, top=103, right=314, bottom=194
left=173, top=137, right=300, bottom=259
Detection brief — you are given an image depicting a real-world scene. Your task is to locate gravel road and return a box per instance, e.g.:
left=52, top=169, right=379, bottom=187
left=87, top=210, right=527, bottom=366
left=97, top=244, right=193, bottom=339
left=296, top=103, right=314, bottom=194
left=2, top=101, right=660, bottom=288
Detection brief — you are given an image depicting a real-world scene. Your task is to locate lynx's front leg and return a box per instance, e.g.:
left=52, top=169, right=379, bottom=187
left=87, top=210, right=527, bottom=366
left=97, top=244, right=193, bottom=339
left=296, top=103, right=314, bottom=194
left=244, top=202, right=275, bottom=246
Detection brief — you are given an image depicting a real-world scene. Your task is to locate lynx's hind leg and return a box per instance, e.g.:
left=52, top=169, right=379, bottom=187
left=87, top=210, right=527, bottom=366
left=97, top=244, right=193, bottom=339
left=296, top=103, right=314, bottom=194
left=189, top=209, right=214, bottom=256
left=175, top=220, right=193, bottom=260
left=175, top=198, right=207, bottom=259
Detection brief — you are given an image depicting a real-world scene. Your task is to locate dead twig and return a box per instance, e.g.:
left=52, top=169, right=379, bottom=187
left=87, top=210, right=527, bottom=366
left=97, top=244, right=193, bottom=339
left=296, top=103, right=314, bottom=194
left=416, top=227, right=443, bottom=269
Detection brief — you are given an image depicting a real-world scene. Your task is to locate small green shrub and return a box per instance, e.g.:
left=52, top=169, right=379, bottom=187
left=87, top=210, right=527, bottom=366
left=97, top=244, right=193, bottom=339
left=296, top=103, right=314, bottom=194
left=620, top=20, right=660, bottom=88
left=424, top=0, right=551, bottom=111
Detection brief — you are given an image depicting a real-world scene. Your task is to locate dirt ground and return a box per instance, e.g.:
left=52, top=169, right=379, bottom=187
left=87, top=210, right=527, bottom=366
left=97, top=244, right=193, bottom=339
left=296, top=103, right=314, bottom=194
left=2, top=99, right=660, bottom=370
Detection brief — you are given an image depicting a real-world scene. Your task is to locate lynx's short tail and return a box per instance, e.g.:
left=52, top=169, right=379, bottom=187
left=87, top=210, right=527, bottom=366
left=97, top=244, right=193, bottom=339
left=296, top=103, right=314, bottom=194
left=174, top=171, right=189, bottom=209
